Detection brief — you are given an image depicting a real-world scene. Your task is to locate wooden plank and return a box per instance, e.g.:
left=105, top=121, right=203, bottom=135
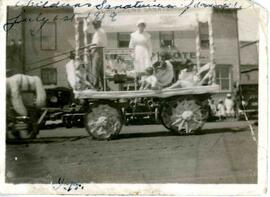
left=74, top=85, right=220, bottom=99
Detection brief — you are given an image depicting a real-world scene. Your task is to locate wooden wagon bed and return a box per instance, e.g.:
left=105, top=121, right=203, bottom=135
left=74, top=84, right=219, bottom=99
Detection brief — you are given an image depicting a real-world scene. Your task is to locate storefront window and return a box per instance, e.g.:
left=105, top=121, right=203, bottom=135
left=41, top=68, right=57, bottom=85
left=160, top=31, right=174, bottom=47
left=215, top=65, right=232, bottom=92
left=118, top=32, right=130, bottom=48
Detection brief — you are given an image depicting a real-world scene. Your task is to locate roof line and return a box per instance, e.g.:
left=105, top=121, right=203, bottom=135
left=240, top=40, right=259, bottom=48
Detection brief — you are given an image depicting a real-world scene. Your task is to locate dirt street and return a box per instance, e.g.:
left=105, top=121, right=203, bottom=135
left=6, top=121, right=257, bottom=184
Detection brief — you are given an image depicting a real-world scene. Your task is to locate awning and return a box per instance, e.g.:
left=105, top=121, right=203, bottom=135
left=75, top=8, right=212, bottom=32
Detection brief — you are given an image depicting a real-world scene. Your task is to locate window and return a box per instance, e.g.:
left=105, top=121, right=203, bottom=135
left=78, top=20, right=84, bottom=48
left=200, top=34, right=209, bottom=49
left=40, top=22, right=57, bottom=50
left=41, top=68, right=57, bottom=85
left=199, top=22, right=209, bottom=49
left=118, top=33, right=130, bottom=48
left=160, top=31, right=174, bottom=47
left=215, top=65, right=232, bottom=92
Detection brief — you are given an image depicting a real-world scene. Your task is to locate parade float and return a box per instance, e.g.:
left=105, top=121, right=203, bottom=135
left=71, top=8, right=220, bottom=140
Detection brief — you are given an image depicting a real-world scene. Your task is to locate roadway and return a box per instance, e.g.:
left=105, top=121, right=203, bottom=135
left=6, top=121, right=258, bottom=184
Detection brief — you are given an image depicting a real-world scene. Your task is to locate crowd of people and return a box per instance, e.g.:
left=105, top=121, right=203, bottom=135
left=208, top=93, right=236, bottom=120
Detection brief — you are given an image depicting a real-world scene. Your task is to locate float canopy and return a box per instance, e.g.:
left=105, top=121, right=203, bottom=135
left=74, top=8, right=212, bottom=32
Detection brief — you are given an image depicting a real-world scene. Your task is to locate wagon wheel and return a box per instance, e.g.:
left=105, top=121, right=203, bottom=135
left=85, top=104, right=123, bottom=140
left=160, top=97, right=209, bottom=134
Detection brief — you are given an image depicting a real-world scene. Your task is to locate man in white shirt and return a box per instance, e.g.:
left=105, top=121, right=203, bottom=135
left=91, top=19, right=107, bottom=90
left=66, top=51, right=93, bottom=90
left=65, top=51, right=77, bottom=90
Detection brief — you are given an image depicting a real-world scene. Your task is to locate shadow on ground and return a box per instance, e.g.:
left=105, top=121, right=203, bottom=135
left=6, top=126, right=249, bottom=145
left=6, top=136, right=89, bottom=145
left=116, top=127, right=248, bottom=140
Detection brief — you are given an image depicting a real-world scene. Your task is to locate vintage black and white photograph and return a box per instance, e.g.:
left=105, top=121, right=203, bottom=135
left=1, top=0, right=268, bottom=195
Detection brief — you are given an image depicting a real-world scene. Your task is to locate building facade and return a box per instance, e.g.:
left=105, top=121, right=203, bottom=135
left=239, top=41, right=258, bottom=85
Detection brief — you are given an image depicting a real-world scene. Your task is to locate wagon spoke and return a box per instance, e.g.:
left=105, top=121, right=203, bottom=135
left=185, top=121, right=191, bottom=133
left=177, top=119, right=185, bottom=131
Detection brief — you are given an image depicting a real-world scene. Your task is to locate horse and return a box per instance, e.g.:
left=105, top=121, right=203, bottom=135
left=6, top=74, right=46, bottom=116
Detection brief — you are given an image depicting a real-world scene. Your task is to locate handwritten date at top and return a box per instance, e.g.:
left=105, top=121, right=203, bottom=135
left=3, top=0, right=244, bottom=33
left=3, top=11, right=116, bottom=34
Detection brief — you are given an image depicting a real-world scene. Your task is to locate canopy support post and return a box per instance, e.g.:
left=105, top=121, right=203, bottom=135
left=208, top=10, right=216, bottom=85
left=74, top=15, right=81, bottom=90
left=74, top=16, right=80, bottom=61
left=195, top=15, right=201, bottom=72
left=83, top=18, right=89, bottom=72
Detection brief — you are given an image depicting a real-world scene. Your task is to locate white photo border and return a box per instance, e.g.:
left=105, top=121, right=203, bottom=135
left=0, top=0, right=268, bottom=195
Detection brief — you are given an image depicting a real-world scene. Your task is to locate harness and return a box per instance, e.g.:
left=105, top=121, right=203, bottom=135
left=19, top=75, right=32, bottom=92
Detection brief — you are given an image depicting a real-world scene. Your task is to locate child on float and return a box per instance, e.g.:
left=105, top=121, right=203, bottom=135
left=139, top=67, right=158, bottom=90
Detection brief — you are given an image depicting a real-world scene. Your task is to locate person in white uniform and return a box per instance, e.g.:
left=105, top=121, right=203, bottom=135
left=224, top=93, right=235, bottom=118
left=217, top=99, right=226, bottom=120
left=129, top=19, right=152, bottom=74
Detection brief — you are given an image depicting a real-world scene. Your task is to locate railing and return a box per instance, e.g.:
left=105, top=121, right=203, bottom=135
left=73, top=9, right=217, bottom=91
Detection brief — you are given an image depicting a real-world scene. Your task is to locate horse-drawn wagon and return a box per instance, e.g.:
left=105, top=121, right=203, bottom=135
left=6, top=8, right=222, bottom=141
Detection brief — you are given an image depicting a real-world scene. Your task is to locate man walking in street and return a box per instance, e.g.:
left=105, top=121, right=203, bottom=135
left=90, top=19, right=107, bottom=90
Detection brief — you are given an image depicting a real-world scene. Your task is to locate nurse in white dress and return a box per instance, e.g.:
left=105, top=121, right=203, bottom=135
left=129, top=19, right=152, bottom=73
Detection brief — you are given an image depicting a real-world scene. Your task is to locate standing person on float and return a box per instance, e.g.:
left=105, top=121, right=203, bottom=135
left=90, top=19, right=107, bottom=90
left=129, top=19, right=153, bottom=75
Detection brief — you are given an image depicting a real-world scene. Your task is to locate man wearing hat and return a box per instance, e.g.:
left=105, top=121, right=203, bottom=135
left=90, top=19, right=107, bottom=90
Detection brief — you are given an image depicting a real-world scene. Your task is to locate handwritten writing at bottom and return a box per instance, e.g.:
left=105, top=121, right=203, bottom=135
left=53, top=177, right=84, bottom=192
